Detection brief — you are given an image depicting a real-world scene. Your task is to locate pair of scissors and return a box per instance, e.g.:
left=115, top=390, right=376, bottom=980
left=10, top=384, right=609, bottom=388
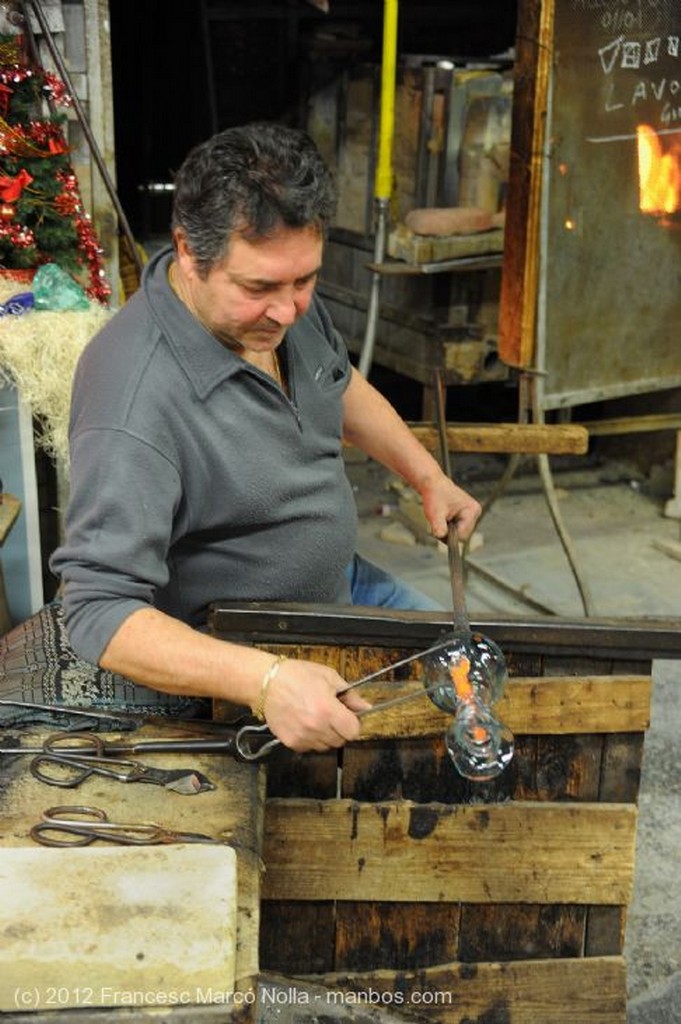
left=29, top=733, right=216, bottom=795
left=30, top=805, right=228, bottom=847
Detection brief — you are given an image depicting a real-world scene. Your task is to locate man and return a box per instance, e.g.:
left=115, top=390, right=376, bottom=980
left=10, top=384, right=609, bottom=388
left=50, top=123, right=481, bottom=753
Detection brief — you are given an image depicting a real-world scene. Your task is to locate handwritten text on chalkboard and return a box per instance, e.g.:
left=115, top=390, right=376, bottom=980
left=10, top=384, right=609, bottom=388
left=591, top=34, right=680, bottom=135
left=566, top=1, right=680, bottom=137
left=571, top=0, right=677, bottom=37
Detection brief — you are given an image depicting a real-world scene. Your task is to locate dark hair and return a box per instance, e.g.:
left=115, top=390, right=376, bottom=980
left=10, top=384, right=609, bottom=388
left=171, top=123, right=337, bottom=276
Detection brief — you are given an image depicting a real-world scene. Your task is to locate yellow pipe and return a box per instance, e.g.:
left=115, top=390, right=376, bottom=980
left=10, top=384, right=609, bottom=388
left=375, top=0, right=398, bottom=201
left=359, top=0, right=398, bottom=376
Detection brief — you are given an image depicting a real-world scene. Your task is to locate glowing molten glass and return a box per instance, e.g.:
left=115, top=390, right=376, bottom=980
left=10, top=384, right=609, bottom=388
left=422, top=634, right=514, bottom=782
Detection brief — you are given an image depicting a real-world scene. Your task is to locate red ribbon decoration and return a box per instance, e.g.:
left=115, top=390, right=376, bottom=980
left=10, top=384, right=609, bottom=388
left=0, top=84, right=13, bottom=118
left=0, top=168, right=34, bottom=202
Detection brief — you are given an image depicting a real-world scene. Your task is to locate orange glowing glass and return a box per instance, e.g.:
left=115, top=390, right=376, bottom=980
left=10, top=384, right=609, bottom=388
left=422, top=635, right=514, bottom=781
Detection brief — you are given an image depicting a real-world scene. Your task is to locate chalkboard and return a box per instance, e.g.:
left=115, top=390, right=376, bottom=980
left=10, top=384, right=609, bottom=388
left=506, top=0, right=681, bottom=409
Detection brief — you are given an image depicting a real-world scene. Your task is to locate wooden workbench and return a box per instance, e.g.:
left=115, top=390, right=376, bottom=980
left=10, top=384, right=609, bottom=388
left=3, top=605, right=678, bottom=1022
left=206, top=604, right=678, bottom=1024
left=0, top=724, right=264, bottom=1017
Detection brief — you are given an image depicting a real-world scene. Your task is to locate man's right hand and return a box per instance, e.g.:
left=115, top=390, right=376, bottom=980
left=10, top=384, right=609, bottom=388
left=261, top=659, right=371, bottom=752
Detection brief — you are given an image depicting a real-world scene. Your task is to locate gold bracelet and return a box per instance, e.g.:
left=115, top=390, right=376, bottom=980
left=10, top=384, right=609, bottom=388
left=253, top=655, right=286, bottom=722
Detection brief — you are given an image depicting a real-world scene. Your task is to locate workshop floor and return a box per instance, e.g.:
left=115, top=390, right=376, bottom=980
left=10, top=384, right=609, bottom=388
left=347, top=451, right=680, bottom=1024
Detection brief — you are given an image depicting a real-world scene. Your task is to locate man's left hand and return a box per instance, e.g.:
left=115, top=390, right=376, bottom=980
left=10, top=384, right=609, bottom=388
left=419, top=472, right=482, bottom=541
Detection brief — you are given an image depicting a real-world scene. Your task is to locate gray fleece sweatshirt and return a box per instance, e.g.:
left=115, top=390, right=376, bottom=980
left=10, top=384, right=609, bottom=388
left=50, top=245, right=357, bottom=664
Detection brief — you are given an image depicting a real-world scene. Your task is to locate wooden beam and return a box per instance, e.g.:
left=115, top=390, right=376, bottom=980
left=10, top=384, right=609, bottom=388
left=367, top=253, right=503, bottom=274
left=498, top=0, right=555, bottom=369
left=385, top=225, right=505, bottom=266
left=308, top=955, right=627, bottom=1024
left=262, top=799, right=637, bottom=904
left=408, top=421, right=589, bottom=454
left=355, top=675, right=651, bottom=740
left=208, top=604, right=681, bottom=660
left=579, top=413, right=681, bottom=436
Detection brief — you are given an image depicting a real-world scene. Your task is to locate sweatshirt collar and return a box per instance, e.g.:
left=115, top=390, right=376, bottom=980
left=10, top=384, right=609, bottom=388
left=142, top=244, right=254, bottom=400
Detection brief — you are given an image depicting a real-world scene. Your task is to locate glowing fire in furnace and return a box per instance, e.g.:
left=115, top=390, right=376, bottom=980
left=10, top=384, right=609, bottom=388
left=637, top=124, right=681, bottom=216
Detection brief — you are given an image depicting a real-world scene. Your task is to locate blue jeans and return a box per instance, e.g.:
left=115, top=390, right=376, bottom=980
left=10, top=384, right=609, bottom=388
left=346, top=554, right=445, bottom=612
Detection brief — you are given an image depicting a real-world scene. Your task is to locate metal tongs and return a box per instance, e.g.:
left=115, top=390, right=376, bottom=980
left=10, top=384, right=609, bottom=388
left=234, top=641, right=453, bottom=760
left=0, top=645, right=458, bottom=766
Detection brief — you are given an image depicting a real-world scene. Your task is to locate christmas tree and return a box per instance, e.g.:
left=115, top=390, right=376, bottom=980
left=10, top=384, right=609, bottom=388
left=0, top=32, right=109, bottom=303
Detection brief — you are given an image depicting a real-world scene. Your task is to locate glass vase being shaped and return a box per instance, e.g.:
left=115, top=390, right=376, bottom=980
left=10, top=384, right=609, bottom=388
left=422, top=632, right=508, bottom=714
left=421, top=634, right=514, bottom=781
left=445, top=701, right=515, bottom=781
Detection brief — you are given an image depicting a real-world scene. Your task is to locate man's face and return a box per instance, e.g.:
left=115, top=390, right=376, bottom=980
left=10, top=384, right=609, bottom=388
left=176, top=225, right=323, bottom=355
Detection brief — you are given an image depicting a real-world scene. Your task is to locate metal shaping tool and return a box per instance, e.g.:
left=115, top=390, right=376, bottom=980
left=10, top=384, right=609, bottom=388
left=29, top=733, right=215, bottom=794
left=432, top=366, right=472, bottom=637
left=30, top=805, right=228, bottom=847
left=0, top=698, right=249, bottom=732
left=0, top=730, right=245, bottom=758
left=234, top=674, right=455, bottom=761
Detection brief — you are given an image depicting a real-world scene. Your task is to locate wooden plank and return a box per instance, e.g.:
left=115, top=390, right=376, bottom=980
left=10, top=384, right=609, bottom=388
left=408, top=422, right=589, bottom=455
left=585, top=906, right=627, bottom=957
left=505, top=650, right=543, bottom=677
left=3, top=960, right=624, bottom=1023
left=579, top=413, right=681, bottom=436
left=506, top=0, right=554, bottom=370
left=259, top=901, right=336, bottom=975
left=208, top=605, right=681, bottom=661
left=542, top=654, right=614, bottom=677
left=262, top=799, right=637, bottom=905
left=340, top=737, right=486, bottom=805
left=458, top=903, right=586, bottom=962
left=506, top=733, right=538, bottom=801
left=312, top=955, right=627, bottom=1023
left=599, top=732, right=645, bottom=803
left=352, top=675, right=651, bottom=741
left=534, top=734, right=602, bottom=802
left=502, top=675, right=650, bottom=734
left=386, top=224, right=505, bottom=264
left=368, top=253, right=503, bottom=274
left=335, top=902, right=461, bottom=972
left=498, top=0, right=554, bottom=369
left=342, top=646, right=413, bottom=686
left=342, top=732, right=544, bottom=806
left=344, top=724, right=611, bottom=806
left=264, top=747, right=339, bottom=799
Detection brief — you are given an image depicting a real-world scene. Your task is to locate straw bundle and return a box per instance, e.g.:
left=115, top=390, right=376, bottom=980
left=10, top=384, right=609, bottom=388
left=0, top=277, right=112, bottom=472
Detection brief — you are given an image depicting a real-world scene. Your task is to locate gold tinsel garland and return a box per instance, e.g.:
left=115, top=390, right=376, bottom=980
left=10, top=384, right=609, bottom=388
left=0, top=277, right=111, bottom=471
left=0, top=112, right=61, bottom=159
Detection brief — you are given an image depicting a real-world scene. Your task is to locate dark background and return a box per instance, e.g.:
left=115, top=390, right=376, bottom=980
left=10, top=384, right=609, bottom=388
left=108, top=0, right=518, bottom=239
left=105, top=1, right=680, bottom=438
left=37, top=0, right=679, bottom=601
